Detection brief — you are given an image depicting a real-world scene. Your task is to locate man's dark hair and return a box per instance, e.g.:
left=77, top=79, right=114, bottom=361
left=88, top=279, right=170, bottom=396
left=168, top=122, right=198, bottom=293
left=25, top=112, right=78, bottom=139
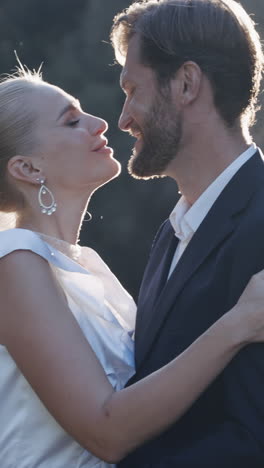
left=111, top=0, right=264, bottom=127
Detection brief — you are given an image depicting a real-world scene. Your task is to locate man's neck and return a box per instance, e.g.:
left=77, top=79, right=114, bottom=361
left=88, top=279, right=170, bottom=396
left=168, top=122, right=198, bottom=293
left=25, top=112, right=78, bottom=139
left=166, top=130, right=252, bottom=205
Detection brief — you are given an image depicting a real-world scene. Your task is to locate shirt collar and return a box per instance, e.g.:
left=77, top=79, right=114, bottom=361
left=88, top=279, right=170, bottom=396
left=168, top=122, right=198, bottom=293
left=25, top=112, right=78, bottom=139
left=170, top=144, right=257, bottom=241
left=170, top=196, right=192, bottom=242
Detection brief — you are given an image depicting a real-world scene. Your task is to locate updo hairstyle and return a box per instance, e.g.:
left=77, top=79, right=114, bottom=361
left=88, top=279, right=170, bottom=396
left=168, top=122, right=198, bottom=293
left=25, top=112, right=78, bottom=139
left=0, top=65, right=43, bottom=221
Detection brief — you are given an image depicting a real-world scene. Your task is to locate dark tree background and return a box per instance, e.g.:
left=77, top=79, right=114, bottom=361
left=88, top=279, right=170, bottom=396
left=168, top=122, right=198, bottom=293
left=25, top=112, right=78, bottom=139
left=0, top=0, right=263, bottom=298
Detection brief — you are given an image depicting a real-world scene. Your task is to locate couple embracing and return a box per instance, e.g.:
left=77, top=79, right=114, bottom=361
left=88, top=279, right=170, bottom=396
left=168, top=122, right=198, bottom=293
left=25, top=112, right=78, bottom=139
left=1, top=1, right=264, bottom=467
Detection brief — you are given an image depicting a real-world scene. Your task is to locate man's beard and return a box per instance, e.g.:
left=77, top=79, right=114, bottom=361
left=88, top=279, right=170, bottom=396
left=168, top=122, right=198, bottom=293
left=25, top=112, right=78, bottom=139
left=128, top=93, right=183, bottom=179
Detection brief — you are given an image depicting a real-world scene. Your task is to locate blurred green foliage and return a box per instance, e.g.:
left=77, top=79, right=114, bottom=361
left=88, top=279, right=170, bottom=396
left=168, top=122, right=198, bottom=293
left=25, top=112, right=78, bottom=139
left=0, top=0, right=263, bottom=298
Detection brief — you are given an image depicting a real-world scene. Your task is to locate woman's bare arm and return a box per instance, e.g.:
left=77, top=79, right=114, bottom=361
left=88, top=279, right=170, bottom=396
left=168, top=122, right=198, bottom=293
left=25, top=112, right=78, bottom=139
left=0, top=251, right=262, bottom=463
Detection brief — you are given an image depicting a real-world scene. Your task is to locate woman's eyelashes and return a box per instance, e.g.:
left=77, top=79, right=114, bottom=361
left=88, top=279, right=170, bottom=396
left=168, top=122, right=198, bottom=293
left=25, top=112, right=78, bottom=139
left=64, top=108, right=82, bottom=127
left=67, top=118, right=80, bottom=127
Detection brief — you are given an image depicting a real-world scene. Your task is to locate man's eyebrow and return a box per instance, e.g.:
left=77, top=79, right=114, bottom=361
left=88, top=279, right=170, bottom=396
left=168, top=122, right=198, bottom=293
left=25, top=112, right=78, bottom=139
left=120, top=77, right=127, bottom=90
left=56, top=100, right=81, bottom=121
left=120, top=74, right=133, bottom=91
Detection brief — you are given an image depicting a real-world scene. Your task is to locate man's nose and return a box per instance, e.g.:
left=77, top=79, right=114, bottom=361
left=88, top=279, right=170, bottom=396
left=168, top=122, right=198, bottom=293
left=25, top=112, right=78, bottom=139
left=118, top=105, right=133, bottom=132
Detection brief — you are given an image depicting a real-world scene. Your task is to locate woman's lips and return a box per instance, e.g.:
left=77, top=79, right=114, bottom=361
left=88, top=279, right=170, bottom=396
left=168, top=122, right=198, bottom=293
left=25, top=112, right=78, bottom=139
left=96, top=146, right=113, bottom=155
left=92, top=138, right=113, bottom=155
left=93, top=138, right=108, bottom=151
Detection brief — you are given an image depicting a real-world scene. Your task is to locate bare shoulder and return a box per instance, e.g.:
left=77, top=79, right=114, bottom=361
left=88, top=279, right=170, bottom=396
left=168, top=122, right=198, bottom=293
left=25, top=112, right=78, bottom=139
left=0, top=249, right=65, bottom=344
left=0, top=248, right=49, bottom=272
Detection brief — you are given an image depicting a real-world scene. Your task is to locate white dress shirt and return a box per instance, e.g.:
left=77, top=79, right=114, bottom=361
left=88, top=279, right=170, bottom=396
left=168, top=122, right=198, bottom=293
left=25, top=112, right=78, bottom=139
left=168, top=144, right=257, bottom=278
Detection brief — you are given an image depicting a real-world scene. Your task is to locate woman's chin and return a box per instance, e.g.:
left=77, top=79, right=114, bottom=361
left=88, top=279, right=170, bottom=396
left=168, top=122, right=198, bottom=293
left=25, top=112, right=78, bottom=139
left=107, top=157, right=122, bottom=180
left=93, top=160, right=122, bottom=189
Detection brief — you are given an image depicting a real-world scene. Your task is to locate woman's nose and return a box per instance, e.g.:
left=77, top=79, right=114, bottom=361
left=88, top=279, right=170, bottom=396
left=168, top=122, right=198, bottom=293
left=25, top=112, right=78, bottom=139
left=89, top=115, right=108, bottom=136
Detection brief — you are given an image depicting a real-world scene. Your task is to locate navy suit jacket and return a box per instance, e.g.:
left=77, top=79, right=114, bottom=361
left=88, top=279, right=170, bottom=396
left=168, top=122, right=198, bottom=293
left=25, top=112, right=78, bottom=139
left=119, top=151, right=264, bottom=467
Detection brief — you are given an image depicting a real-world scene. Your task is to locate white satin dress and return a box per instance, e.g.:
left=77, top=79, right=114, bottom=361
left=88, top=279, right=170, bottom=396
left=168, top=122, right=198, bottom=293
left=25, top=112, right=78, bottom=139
left=0, top=228, right=136, bottom=468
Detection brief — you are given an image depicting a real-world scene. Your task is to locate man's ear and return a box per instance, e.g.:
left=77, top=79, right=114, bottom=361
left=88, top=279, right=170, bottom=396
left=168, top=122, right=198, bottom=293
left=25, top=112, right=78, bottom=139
left=7, top=156, right=43, bottom=185
left=171, top=61, right=202, bottom=106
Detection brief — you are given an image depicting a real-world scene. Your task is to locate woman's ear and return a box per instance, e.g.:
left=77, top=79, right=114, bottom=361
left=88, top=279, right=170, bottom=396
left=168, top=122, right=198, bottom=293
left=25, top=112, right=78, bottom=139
left=7, top=156, right=43, bottom=185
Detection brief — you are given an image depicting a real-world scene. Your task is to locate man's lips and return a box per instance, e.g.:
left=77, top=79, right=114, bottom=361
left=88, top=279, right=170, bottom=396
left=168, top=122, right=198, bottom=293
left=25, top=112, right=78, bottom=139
left=130, top=131, right=142, bottom=139
left=134, top=138, right=143, bottom=152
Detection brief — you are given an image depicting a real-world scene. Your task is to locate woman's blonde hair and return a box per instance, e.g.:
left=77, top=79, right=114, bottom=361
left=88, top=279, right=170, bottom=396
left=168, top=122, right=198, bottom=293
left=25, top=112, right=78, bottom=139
left=0, top=63, right=43, bottom=226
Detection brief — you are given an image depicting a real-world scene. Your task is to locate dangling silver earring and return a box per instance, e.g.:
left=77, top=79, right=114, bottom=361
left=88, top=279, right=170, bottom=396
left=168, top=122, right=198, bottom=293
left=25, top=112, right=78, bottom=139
left=37, top=178, right=57, bottom=215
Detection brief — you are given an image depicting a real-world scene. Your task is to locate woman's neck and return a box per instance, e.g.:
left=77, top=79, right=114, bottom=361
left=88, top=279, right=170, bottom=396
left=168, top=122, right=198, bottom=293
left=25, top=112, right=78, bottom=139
left=17, top=193, right=91, bottom=245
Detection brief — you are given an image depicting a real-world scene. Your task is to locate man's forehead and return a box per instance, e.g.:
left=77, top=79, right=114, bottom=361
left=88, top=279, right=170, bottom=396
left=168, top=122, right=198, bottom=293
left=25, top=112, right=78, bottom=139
left=119, top=35, right=146, bottom=87
left=126, top=34, right=141, bottom=63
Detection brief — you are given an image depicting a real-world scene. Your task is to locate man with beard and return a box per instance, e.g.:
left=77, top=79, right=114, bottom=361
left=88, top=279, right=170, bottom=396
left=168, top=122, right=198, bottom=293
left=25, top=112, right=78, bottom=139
left=111, top=0, right=264, bottom=467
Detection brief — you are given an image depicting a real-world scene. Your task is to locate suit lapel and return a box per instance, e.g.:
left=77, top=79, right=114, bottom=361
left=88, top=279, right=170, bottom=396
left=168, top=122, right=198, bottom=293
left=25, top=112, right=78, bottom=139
left=135, top=222, right=178, bottom=334
left=136, top=151, right=264, bottom=369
